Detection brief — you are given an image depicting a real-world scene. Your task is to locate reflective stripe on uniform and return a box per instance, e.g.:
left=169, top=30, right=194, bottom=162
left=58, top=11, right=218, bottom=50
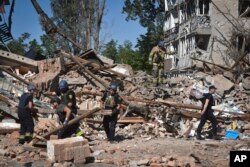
left=19, top=135, right=25, bottom=139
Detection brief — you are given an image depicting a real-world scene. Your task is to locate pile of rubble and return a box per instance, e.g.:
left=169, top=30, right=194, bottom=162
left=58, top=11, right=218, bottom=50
left=0, top=47, right=250, bottom=165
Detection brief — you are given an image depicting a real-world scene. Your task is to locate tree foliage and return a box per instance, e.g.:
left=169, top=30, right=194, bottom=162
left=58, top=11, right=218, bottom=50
left=6, top=32, right=30, bottom=55
left=102, top=39, right=118, bottom=62
left=122, top=0, right=165, bottom=71
left=50, top=0, right=106, bottom=54
left=117, top=40, right=141, bottom=70
left=102, top=40, right=142, bottom=71
left=29, top=39, right=43, bottom=55
left=3, top=33, right=50, bottom=58
left=40, top=34, right=57, bottom=58
left=123, top=0, right=165, bottom=35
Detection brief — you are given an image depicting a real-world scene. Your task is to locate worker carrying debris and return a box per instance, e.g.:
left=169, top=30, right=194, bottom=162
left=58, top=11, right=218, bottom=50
left=196, top=85, right=220, bottom=140
left=101, top=83, right=122, bottom=143
left=57, top=80, right=78, bottom=115
left=18, top=84, right=37, bottom=144
left=149, top=41, right=176, bottom=86
left=50, top=96, right=80, bottom=139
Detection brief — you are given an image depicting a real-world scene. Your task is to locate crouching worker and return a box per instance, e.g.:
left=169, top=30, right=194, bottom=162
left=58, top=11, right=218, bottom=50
left=18, top=84, right=37, bottom=144
left=101, top=83, right=122, bottom=143
left=50, top=96, right=79, bottom=139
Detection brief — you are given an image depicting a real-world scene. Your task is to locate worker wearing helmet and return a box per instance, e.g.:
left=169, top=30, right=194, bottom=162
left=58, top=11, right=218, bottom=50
left=101, top=83, right=122, bottom=143
left=148, top=41, right=167, bottom=86
left=18, top=84, right=37, bottom=144
left=50, top=96, right=79, bottom=139
left=58, top=80, right=77, bottom=115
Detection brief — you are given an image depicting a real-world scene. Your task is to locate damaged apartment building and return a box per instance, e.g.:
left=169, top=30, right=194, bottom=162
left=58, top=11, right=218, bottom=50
left=164, top=0, right=250, bottom=72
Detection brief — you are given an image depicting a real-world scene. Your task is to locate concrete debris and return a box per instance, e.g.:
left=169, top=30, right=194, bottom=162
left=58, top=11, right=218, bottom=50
left=0, top=13, right=250, bottom=164
left=0, top=41, right=250, bottom=166
left=34, top=118, right=59, bottom=136
left=205, top=74, right=234, bottom=96
left=0, top=122, right=20, bottom=134
left=47, top=137, right=91, bottom=163
left=242, top=76, right=250, bottom=90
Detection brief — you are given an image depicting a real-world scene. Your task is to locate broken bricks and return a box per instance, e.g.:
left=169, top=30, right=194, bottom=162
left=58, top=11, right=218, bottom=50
left=47, top=137, right=91, bottom=163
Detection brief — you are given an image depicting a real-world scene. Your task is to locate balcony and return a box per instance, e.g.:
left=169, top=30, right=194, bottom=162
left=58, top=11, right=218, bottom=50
left=190, top=15, right=211, bottom=34
left=164, top=26, right=179, bottom=43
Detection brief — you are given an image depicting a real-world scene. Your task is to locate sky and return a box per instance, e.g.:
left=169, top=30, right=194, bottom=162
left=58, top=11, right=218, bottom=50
left=2, top=0, right=146, bottom=48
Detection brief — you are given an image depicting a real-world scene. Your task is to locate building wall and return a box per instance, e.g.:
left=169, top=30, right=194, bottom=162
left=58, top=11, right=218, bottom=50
left=164, top=0, right=250, bottom=70
left=209, top=0, right=237, bottom=66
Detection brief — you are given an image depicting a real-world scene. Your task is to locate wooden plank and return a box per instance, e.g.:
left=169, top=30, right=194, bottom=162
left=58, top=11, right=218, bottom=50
left=190, top=57, right=230, bottom=70
left=85, top=117, right=145, bottom=124
left=60, top=50, right=109, bottom=89
left=118, top=117, right=145, bottom=123
left=29, top=107, right=101, bottom=146
left=78, top=109, right=112, bottom=116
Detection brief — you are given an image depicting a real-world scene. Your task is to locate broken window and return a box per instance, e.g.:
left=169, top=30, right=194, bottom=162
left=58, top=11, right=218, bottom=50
left=198, top=0, right=209, bottom=15
left=196, top=35, right=210, bottom=51
left=186, top=0, right=196, bottom=19
left=233, top=35, right=250, bottom=52
left=239, top=0, right=250, bottom=17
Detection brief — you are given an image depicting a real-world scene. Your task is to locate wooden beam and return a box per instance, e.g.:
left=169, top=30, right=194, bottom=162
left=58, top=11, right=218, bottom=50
left=190, top=57, right=230, bottom=70
left=60, top=50, right=109, bottom=89
left=123, top=96, right=250, bottom=117
left=75, top=89, right=103, bottom=97
left=29, top=107, right=101, bottom=146
left=118, top=117, right=145, bottom=123
left=85, top=117, right=145, bottom=124
left=230, top=53, right=248, bottom=70
left=31, top=0, right=86, bottom=52
left=60, top=50, right=132, bottom=106
left=78, top=109, right=112, bottom=116
left=0, top=66, right=31, bottom=86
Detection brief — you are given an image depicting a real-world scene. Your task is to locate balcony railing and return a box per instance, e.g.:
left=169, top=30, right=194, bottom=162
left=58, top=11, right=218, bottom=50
left=164, top=26, right=179, bottom=43
left=190, top=15, right=211, bottom=32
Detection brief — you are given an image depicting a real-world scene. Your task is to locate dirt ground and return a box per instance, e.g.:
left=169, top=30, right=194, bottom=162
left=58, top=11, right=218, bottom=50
left=0, top=132, right=249, bottom=167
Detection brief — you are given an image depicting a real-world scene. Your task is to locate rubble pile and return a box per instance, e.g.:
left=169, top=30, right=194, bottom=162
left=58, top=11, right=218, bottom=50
left=1, top=49, right=250, bottom=137
left=47, top=60, right=250, bottom=140
left=34, top=118, right=59, bottom=136
left=0, top=48, right=250, bottom=166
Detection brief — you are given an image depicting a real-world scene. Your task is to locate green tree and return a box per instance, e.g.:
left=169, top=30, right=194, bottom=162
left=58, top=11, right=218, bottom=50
left=117, top=40, right=142, bottom=70
left=122, top=0, right=165, bottom=71
left=29, top=39, right=43, bottom=55
left=123, top=0, right=165, bottom=33
left=136, top=28, right=160, bottom=72
left=40, top=34, right=57, bottom=58
left=50, top=0, right=106, bottom=54
left=102, top=39, right=118, bottom=62
left=7, top=32, right=30, bottom=55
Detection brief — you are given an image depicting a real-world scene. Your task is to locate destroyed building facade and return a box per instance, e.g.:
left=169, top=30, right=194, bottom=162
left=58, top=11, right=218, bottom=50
left=164, top=0, right=250, bottom=71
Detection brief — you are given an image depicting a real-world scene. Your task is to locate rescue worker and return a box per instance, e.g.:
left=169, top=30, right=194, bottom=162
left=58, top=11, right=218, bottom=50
left=148, top=41, right=166, bottom=86
left=101, top=83, right=122, bottom=143
left=58, top=80, right=77, bottom=115
left=18, top=84, right=37, bottom=144
left=196, top=86, right=220, bottom=140
left=50, top=96, right=79, bottom=139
